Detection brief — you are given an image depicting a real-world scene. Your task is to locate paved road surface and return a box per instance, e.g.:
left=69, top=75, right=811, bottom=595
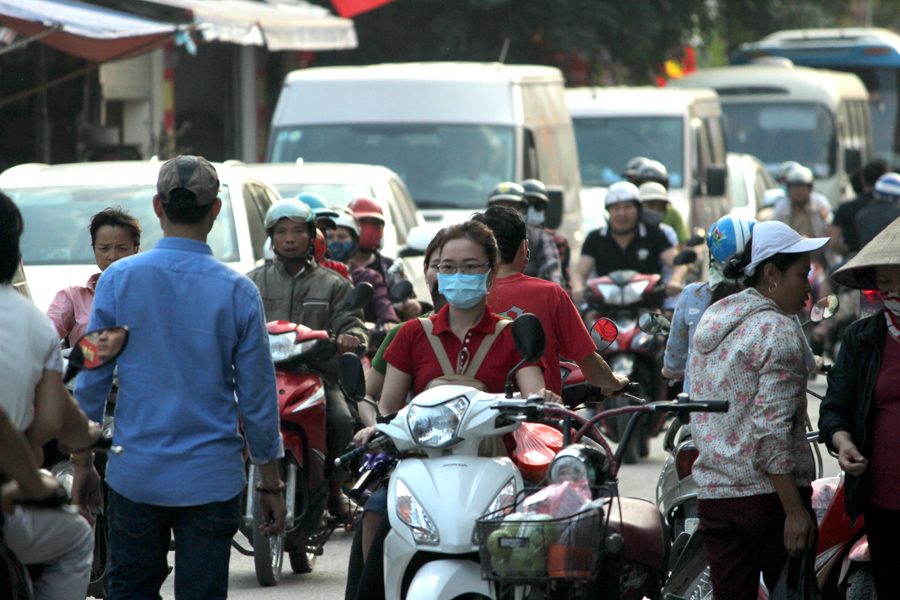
left=144, top=378, right=837, bottom=599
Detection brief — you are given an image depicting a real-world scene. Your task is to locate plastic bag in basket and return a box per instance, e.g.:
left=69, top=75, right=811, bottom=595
left=522, top=481, right=591, bottom=518
left=504, top=422, right=564, bottom=485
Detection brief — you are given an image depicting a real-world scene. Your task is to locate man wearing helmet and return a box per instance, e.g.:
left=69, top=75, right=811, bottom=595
left=830, top=160, right=888, bottom=255
left=573, top=181, right=677, bottom=303
left=247, top=198, right=367, bottom=523
left=855, top=172, right=900, bottom=249
left=521, top=179, right=572, bottom=294
left=488, top=182, right=564, bottom=288
left=622, top=157, right=689, bottom=244
left=771, top=165, right=832, bottom=263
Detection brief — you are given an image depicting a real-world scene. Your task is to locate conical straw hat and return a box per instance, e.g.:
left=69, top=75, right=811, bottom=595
left=832, top=215, right=900, bottom=290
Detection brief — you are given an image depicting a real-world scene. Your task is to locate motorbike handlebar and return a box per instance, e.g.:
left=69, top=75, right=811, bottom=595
left=622, top=382, right=640, bottom=395
left=664, top=400, right=729, bottom=413
left=15, top=486, right=69, bottom=509
left=336, top=437, right=384, bottom=469
left=91, top=436, right=123, bottom=455
left=820, top=364, right=832, bottom=374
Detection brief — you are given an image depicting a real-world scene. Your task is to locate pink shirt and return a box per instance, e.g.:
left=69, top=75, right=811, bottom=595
left=46, top=273, right=100, bottom=343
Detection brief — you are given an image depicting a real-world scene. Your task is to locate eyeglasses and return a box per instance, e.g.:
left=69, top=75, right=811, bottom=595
left=437, top=262, right=492, bottom=275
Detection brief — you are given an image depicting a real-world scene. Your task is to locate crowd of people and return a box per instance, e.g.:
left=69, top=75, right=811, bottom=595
left=3, top=150, right=900, bottom=600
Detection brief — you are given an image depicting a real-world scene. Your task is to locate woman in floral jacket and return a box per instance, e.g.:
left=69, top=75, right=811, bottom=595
left=689, top=221, right=828, bottom=600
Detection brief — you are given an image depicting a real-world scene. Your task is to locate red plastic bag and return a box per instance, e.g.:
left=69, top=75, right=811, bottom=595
left=504, top=423, right=565, bottom=485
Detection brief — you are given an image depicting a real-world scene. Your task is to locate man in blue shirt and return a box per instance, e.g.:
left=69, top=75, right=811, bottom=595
left=73, top=156, right=286, bottom=600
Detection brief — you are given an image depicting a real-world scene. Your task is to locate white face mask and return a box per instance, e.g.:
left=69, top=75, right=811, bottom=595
left=526, top=206, right=545, bottom=227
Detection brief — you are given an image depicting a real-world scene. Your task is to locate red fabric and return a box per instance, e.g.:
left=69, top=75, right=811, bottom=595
left=383, top=304, right=542, bottom=397
left=868, top=334, right=900, bottom=509
left=320, top=260, right=350, bottom=281
left=487, top=273, right=597, bottom=395
left=330, top=0, right=397, bottom=18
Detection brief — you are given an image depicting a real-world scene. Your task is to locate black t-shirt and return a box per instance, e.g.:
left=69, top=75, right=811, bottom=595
left=856, top=200, right=900, bottom=250
left=582, top=223, right=673, bottom=276
left=833, top=193, right=872, bottom=253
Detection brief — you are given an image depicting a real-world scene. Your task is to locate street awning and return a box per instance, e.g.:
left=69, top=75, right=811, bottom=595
left=0, top=0, right=177, bottom=62
left=148, top=0, right=357, bottom=51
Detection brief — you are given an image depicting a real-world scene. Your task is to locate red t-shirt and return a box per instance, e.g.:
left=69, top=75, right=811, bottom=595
left=868, top=333, right=900, bottom=509
left=487, top=273, right=597, bottom=395
left=383, top=304, right=541, bottom=398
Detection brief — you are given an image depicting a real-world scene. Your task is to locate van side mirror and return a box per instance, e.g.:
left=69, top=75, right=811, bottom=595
left=544, top=186, right=564, bottom=230
left=844, top=148, right=862, bottom=175
left=706, top=164, right=727, bottom=197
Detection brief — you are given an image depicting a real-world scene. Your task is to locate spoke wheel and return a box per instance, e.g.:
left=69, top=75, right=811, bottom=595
left=252, top=465, right=284, bottom=586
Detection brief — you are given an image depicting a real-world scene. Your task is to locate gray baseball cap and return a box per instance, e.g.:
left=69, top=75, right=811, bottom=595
left=157, top=155, right=220, bottom=207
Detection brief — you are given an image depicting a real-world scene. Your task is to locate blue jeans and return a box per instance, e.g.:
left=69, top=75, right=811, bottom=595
left=107, top=489, right=240, bottom=600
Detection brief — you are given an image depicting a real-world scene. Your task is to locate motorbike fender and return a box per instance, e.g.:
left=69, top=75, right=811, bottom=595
left=404, top=559, right=491, bottom=600
left=387, top=456, right=522, bottom=552
left=837, top=535, right=870, bottom=586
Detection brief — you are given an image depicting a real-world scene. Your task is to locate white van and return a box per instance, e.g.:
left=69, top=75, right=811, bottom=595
left=670, top=65, right=872, bottom=206
left=566, top=87, right=729, bottom=236
left=267, top=62, right=583, bottom=251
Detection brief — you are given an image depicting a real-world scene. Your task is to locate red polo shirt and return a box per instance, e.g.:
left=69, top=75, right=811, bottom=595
left=384, top=304, right=541, bottom=398
left=487, top=273, right=597, bottom=395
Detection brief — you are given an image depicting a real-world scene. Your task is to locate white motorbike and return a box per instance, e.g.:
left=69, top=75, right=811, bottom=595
left=337, top=314, right=552, bottom=600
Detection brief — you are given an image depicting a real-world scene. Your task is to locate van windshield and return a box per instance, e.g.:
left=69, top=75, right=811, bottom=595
left=268, top=124, right=515, bottom=209
left=8, top=185, right=239, bottom=265
left=572, top=116, right=685, bottom=188
left=721, top=103, right=836, bottom=178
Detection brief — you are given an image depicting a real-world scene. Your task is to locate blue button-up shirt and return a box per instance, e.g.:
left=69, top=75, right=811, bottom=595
left=75, top=237, right=282, bottom=506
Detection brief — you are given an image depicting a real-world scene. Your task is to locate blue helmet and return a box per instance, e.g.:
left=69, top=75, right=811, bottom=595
left=297, top=192, right=338, bottom=228
left=875, top=172, right=900, bottom=203
left=707, top=215, right=756, bottom=266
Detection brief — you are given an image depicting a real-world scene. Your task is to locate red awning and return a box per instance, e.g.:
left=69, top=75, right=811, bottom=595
left=0, top=0, right=176, bottom=63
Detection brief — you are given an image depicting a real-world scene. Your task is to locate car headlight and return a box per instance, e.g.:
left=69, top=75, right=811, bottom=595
left=407, top=396, right=468, bottom=448
left=269, top=332, right=318, bottom=363
left=622, top=280, right=650, bottom=305
left=548, top=444, right=611, bottom=486
left=395, top=478, right=439, bottom=545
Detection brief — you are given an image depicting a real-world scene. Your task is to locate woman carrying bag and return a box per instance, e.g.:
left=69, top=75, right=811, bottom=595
left=819, top=216, right=900, bottom=598
left=689, top=221, right=828, bottom=600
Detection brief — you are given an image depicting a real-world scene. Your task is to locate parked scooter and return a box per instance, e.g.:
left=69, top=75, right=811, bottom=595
left=582, top=269, right=668, bottom=463
left=7, top=327, right=129, bottom=600
left=234, top=282, right=373, bottom=587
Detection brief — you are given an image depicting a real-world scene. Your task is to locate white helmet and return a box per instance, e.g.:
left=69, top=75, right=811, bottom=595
left=784, top=165, right=814, bottom=186
left=605, top=181, right=642, bottom=209
left=638, top=181, right=668, bottom=203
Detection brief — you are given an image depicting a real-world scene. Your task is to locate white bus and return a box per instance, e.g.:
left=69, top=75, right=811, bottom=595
left=671, top=64, right=873, bottom=206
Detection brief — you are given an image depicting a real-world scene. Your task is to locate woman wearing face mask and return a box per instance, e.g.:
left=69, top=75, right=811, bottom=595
left=819, top=217, right=900, bottom=598
left=346, top=220, right=553, bottom=600
left=47, top=207, right=141, bottom=345
left=690, top=220, right=828, bottom=600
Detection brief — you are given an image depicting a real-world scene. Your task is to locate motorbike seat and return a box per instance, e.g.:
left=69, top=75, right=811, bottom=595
left=606, top=496, right=669, bottom=569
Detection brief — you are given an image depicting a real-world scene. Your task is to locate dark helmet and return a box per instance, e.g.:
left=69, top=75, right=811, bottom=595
left=488, top=182, right=527, bottom=207
left=622, top=156, right=652, bottom=179
left=521, top=179, right=549, bottom=207
left=635, top=160, right=669, bottom=188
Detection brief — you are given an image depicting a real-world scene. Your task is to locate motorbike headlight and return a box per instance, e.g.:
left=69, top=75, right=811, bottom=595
left=548, top=444, right=611, bottom=486
left=621, top=280, right=650, bottom=305
left=597, top=283, right=621, bottom=305
left=395, top=478, right=439, bottom=545
left=269, top=332, right=318, bottom=363
left=407, top=396, right=468, bottom=448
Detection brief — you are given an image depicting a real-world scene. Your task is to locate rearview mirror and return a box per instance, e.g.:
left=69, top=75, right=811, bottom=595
left=544, top=186, right=564, bottom=231
left=810, top=294, right=840, bottom=323
left=339, top=352, right=367, bottom=402
left=64, top=326, right=130, bottom=383
left=389, top=279, right=414, bottom=303
left=673, top=249, right=698, bottom=266
left=686, top=234, right=705, bottom=247
left=706, top=164, right=727, bottom=197
left=590, top=318, right=618, bottom=352
left=346, top=282, right=373, bottom=312
left=511, top=313, right=546, bottom=363
left=639, top=313, right=671, bottom=336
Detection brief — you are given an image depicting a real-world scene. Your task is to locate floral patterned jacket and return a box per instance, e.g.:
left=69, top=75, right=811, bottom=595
left=690, top=287, right=815, bottom=499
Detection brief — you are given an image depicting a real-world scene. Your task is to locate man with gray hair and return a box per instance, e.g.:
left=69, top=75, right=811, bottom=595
left=74, top=156, right=286, bottom=599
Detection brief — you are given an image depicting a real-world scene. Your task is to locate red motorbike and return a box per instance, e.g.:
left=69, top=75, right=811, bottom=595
left=582, top=270, right=668, bottom=463
left=235, top=283, right=372, bottom=587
